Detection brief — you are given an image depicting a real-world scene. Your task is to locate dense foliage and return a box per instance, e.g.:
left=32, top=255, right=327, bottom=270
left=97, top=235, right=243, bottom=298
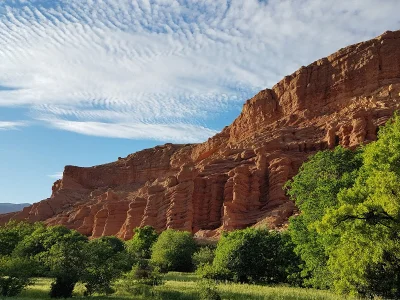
left=285, top=146, right=362, bottom=288
left=0, top=223, right=132, bottom=298
left=2, top=114, right=400, bottom=298
left=151, top=229, right=196, bottom=272
left=82, top=236, right=130, bottom=295
left=287, top=113, right=400, bottom=298
left=200, top=228, right=299, bottom=284
left=0, top=256, right=36, bottom=296
left=193, top=245, right=216, bottom=269
left=126, top=225, right=158, bottom=260
left=0, top=221, right=42, bottom=256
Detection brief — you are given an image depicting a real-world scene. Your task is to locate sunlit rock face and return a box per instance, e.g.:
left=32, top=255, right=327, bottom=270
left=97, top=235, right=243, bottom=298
left=2, top=30, right=400, bottom=239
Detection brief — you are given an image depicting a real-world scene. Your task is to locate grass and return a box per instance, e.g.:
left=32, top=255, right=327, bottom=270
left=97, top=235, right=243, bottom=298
left=10, top=273, right=354, bottom=300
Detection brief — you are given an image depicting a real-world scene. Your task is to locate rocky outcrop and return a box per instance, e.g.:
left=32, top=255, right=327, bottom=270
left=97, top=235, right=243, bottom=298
left=1, top=30, right=400, bottom=239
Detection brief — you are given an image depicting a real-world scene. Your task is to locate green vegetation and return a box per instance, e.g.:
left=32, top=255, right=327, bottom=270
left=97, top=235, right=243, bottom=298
left=285, top=146, right=362, bottom=288
left=199, top=228, right=299, bottom=284
left=81, top=236, right=130, bottom=295
left=127, top=226, right=158, bottom=260
left=151, top=229, right=196, bottom=272
left=3, top=113, right=400, bottom=299
left=192, top=245, right=215, bottom=269
left=286, top=113, right=400, bottom=298
left=9, top=273, right=354, bottom=300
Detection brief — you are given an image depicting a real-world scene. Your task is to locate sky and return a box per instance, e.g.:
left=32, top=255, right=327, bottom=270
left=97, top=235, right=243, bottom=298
left=0, top=0, right=399, bottom=204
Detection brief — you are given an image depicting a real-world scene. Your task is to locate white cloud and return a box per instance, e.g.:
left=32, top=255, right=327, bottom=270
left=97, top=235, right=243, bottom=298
left=42, top=118, right=218, bottom=143
left=0, top=0, right=399, bottom=142
left=0, top=121, right=27, bottom=130
left=47, top=172, right=63, bottom=179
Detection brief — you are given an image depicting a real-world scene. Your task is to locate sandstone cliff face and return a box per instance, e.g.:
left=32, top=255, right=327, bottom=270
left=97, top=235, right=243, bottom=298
left=2, top=30, right=400, bottom=239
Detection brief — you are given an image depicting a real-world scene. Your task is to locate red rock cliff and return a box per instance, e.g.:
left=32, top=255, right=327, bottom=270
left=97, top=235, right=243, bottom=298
left=2, top=30, right=400, bottom=239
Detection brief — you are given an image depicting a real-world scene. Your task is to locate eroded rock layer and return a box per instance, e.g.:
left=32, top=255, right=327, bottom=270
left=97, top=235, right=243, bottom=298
left=2, top=30, right=400, bottom=239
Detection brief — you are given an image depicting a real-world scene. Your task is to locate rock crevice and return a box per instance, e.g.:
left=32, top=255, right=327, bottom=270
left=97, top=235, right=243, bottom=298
left=2, top=31, right=400, bottom=239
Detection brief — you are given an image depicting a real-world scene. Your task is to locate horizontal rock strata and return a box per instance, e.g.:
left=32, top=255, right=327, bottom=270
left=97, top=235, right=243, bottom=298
left=2, top=30, right=400, bottom=239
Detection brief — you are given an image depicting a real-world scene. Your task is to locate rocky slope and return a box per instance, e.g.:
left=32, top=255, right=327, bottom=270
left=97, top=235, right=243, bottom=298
left=1, top=30, right=400, bottom=239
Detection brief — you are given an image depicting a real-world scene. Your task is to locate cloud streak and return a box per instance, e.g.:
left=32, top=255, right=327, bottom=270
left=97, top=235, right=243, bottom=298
left=0, top=121, right=27, bottom=130
left=0, top=0, right=399, bottom=142
left=47, top=172, right=63, bottom=179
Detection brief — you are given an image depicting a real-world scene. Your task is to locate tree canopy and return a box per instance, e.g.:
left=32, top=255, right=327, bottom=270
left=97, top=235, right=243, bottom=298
left=150, top=229, right=196, bottom=272
left=287, top=113, right=400, bottom=298
left=285, top=146, right=362, bottom=288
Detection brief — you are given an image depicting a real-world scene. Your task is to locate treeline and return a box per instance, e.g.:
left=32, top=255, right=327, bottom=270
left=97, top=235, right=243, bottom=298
left=1, top=114, right=400, bottom=299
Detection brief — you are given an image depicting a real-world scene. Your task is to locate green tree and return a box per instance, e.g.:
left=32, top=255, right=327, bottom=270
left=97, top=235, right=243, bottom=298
left=13, top=225, right=88, bottom=298
left=43, top=229, right=88, bottom=298
left=127, top=226, right=158, bottom=260
left=0, top=221, right=42, bottom=256
left=150, top=229, right=196, bottom=272
left=82, top=236, right=130, bottom=295
left=285, top=146, right=362, bottom=288
left=318, top=114, right=400, bottom=298
left=209, top=228, right=298, bottom=284
left=0, top=256, right=37, bottom=297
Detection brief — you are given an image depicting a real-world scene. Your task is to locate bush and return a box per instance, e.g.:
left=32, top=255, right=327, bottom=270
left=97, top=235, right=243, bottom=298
left=118, top=259, right=162, bottom=297
left=208, top=228, right=299, bottom=284
left=196, top=264, right=231, bottom=281
left=128, top=260, right=163, bottom=286
left=0, top=256, right=36, bottom=297
left=193, top=246, right=215, bottom=269
left=151, top=229, right=196, bottom=272
left=126, top=226, right=158, bottom=260
left=0, top=277, right=30, bottom=297
left=197, top=280, right=221, bottom=300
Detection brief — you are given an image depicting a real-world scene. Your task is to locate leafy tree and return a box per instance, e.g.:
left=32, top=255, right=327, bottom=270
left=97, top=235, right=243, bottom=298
left=13, top=225, right=88, bottom=298
left=13, top=225, right=71, bottom=259
left=150, top=229, right=196, bottom=272
left=81, top=236, right=130, bottom=296
left=43, top=229, right=88, bottom=298
left=209, top=228, right=298, bottom=284
left=285, top=146, right=362, bottom=288
left=0, top=221, right=42, bottom=256
left=126, top=226, right=158, bottom=260
left=318, top=114, right=400, bottom=297
left=0, top=256, right=37, bottom=297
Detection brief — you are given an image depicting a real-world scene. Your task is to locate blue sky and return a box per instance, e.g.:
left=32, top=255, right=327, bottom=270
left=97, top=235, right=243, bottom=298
left=1, top=0, right=399, bottom=204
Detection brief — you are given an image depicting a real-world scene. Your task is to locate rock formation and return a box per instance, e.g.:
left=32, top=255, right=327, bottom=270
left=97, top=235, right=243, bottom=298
left=1, top=30, right=400, bottom=239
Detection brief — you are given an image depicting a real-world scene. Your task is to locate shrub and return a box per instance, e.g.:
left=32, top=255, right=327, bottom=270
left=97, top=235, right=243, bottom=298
left=209, top=228, right=299, bottom=284
left=118, top=259, right=162, bottom=297
left=193, top=246, right=215, bottom=269
left=0, top=256, right=36, bottom=297
left=127, top=260, right=163, bottom=286
left=150, top=229, right=196, bottom=272
left=126, top=226, right=158, bottom=260
left=0, top=277, right=30, bottom=297
left=197, top=280, right=221, bottom=300
left=196, top=264, right=231, bottom=281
